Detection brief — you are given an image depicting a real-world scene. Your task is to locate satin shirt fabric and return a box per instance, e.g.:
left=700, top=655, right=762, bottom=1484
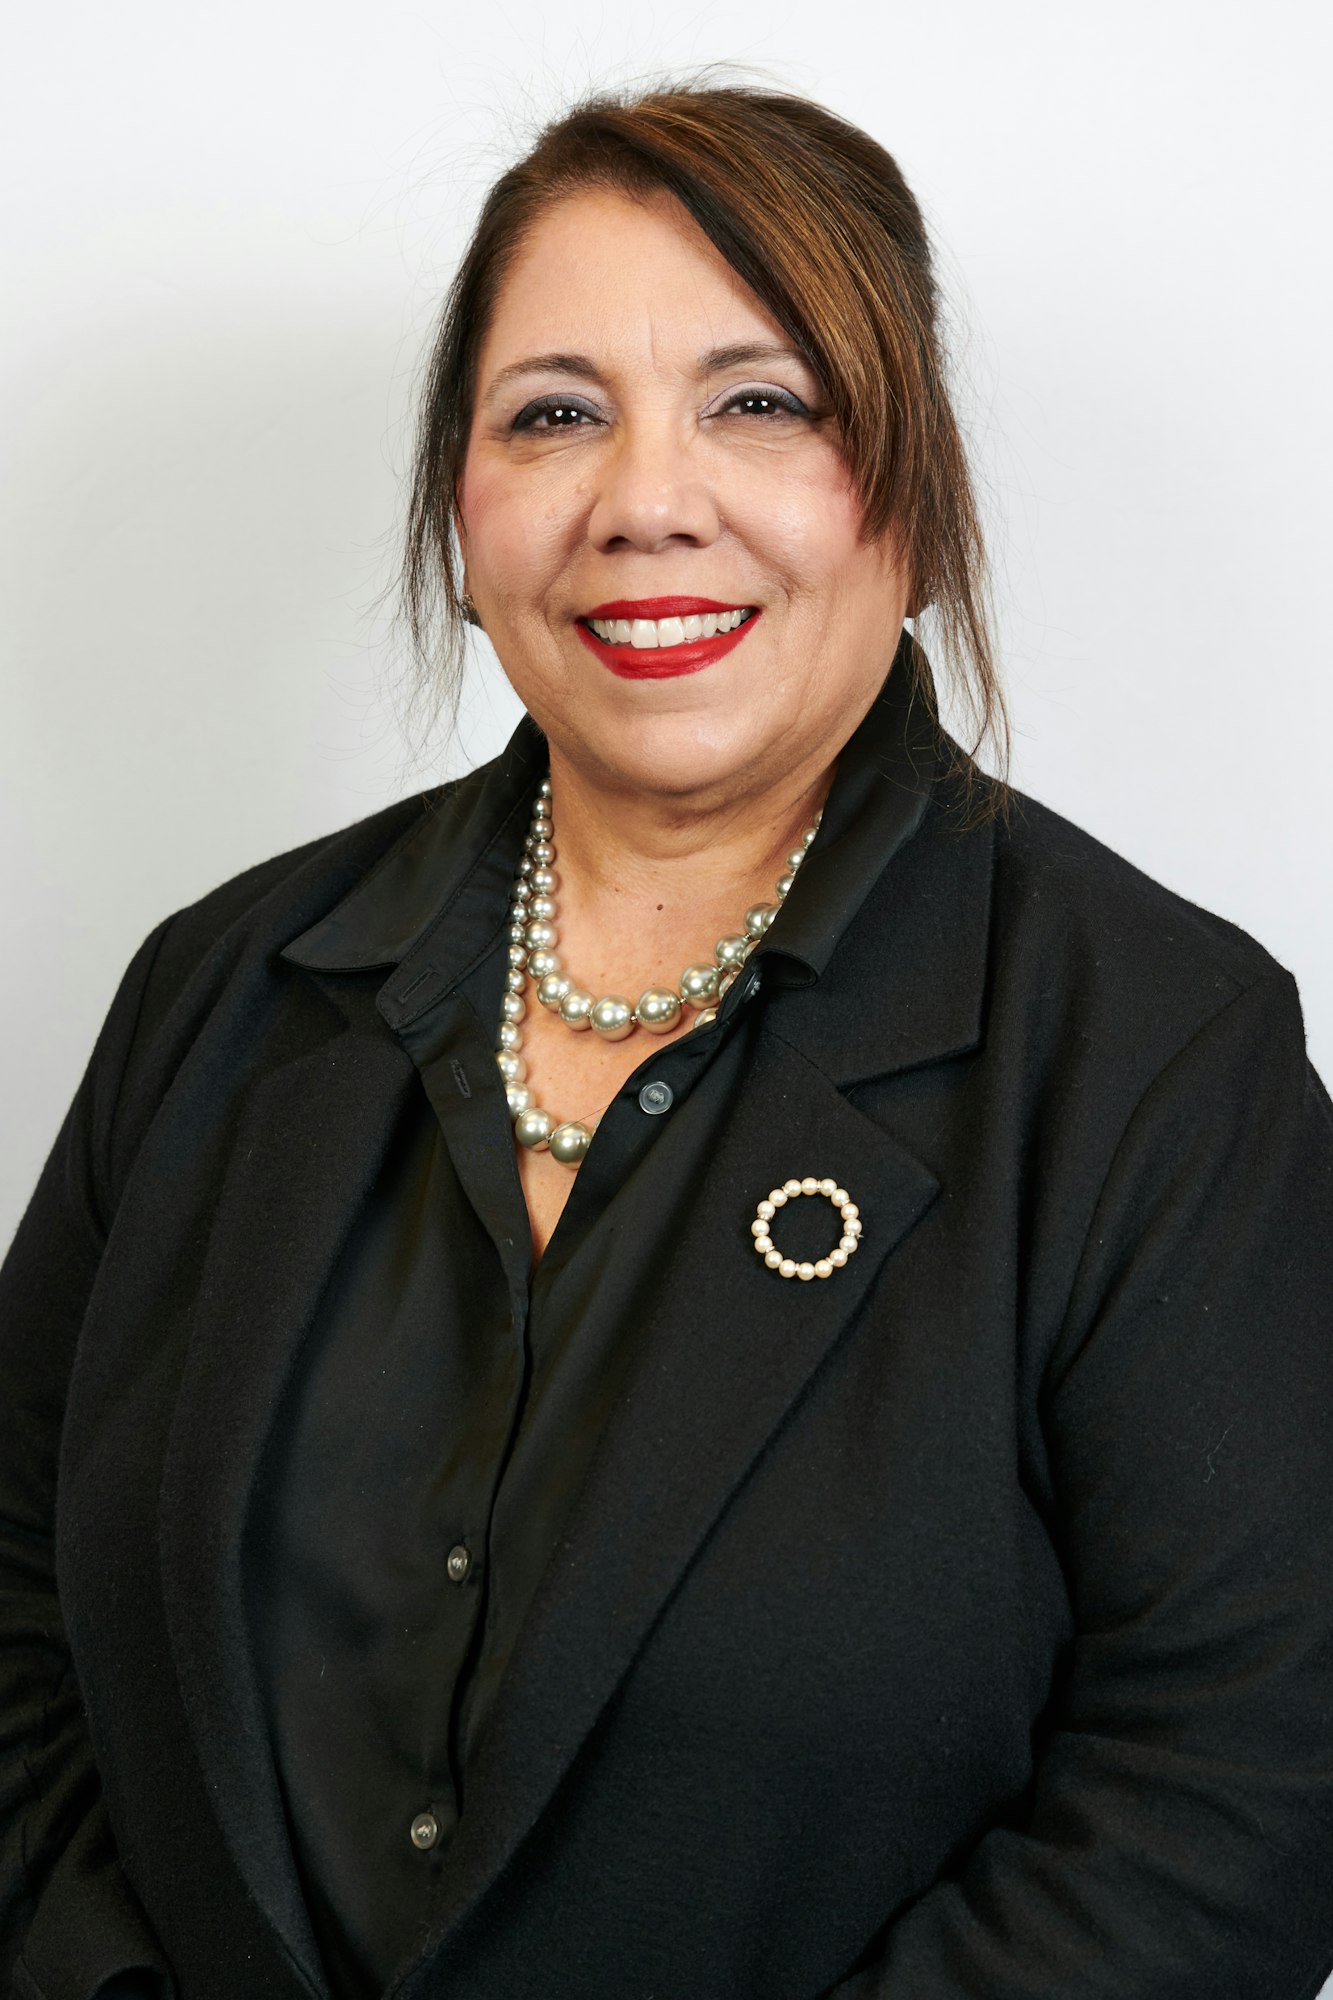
left=3, top=635, right=1333, bottom=2000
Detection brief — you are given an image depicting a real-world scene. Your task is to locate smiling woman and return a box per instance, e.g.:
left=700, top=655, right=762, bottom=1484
left=3, top=73, right=1333, bottom=2000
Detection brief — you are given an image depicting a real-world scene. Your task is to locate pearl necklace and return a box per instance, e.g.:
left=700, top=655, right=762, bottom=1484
left=496, top=777, right=823, bottom=1169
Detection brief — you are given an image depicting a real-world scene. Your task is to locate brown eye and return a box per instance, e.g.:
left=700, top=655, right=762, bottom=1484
left=512, top=398, right=594, bottom=432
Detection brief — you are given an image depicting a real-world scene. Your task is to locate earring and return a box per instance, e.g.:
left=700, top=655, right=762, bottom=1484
left=460, top=589, right=482, bottom=629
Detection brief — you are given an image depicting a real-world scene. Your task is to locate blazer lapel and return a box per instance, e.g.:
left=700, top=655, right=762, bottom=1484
left=157, top=991, right=416, bottom=1994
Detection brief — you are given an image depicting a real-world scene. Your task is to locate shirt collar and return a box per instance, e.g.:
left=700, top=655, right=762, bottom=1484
left=282, top=626, right=940, bottom=1006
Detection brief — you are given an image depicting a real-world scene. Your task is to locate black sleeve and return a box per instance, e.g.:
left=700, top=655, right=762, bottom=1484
left=0, top=921, right=178, bottom=2000
left=824, top=968, right=1333, bottom=2000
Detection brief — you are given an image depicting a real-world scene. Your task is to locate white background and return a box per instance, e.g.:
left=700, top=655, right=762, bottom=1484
left=3, top=0, right=1331, bottom=1256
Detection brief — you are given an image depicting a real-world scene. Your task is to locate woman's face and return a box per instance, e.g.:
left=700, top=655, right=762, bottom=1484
left=457, top=186, right=912, bottom=810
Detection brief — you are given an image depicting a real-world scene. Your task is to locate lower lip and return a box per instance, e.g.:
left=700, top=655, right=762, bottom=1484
left=576, top=611, right=761, bottom=679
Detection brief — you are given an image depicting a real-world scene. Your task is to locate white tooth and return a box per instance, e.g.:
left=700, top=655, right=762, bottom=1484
left=683, top=614, right=703, bottom=641
left=700, top=614, right=720, bottom=639
left=609, top=620, right=629, bottom=643
left=630, top=619, right=659, bottom=648
left=717, top=610, right=734, bottom=632
left=657, top=616, right=685, bottom=647
left=591, top=620, right=611, bottom=640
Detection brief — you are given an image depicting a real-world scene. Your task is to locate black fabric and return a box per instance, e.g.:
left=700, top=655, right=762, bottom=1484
left=3, top=632, right=1333, bottom=2000
left=248, top=634, right=936, bottom=1996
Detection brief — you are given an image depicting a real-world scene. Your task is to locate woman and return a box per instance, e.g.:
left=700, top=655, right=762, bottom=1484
left=3, top=78, right=1332, bottom=2000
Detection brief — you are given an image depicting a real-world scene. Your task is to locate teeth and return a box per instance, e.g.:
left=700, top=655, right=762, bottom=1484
left=587, top=608, right=753, bottom=646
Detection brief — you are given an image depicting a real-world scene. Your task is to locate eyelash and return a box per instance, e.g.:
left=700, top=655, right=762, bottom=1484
left=510, top=386, right=810, bottom=432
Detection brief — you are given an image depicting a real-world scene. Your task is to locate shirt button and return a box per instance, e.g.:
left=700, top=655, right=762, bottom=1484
left=446, top=1545, right=471, bottom=1583
left=410, top=1810, right=440, bottom=1851
left=638, top=1079, right=674, bottom=1116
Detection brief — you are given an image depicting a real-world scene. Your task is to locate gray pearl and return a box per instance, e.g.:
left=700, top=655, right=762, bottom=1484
left=528, top=948, right=562, bottom=979
left=518, top=855, right=534, bottom=877
left=506, top=1082, right=533, bottom=1119
left=691, top=1006, right=718, bottom=1029
left=559, top=988, right=594, bottom=1030
left=634, top=989, right=683, bottom=1033
left=497, top=1050, right=526, bottom=1084
left=538, top=777, right=552, bottom=797
left=504, top=968, right=526, bottom=994
left=524, top=919, right=558, bottom=951
left=501, top=991, right=526, bottom=1023
left=497, top=1021, right=522, bottom=1051
left=514, top=1108, right=555, bottom=1151
left=590, top=995, right=634, bottom=1041
left=530, top=867, right=557, bottom=893
left=508, top=921, right=527, bottom=945
left=680, top=963, right=720, bottom=1005
left=527, top=894, right=556, bottom=921
left=744, top=903, right=776, bottom=936
left=537, top=971, right=572, bottom=1010
left=548, top=1121, right=593, bottom=1166
left=507, top=943, right=528, bottom=968
left=715, top=935, right=749, bottom=969
left=529, top=841, right=555, bottom=865
left=786, top=848, right=806, bottom=872
left=775, top=872, right=796, bottom=898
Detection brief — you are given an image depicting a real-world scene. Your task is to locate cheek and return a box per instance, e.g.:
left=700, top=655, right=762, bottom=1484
left=458, top=460, right=568, bottom=606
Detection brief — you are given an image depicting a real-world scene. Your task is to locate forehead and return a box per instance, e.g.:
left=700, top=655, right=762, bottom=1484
left=476, top=186, right=786, bottom=372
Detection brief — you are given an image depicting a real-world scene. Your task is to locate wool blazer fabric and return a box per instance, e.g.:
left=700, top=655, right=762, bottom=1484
left=3, top=706, right=1333, bottom=2000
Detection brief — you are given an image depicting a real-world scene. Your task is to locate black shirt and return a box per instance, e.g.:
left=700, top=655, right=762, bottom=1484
left=249, top=630, right=937, bottom=1998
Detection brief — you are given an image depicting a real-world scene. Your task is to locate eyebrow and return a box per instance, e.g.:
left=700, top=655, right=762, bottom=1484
left=480, top=341, right=813, bottom=404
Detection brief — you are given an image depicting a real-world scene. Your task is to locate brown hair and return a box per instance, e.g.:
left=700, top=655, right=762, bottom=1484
left=401, top=70, right=1010, bottom=821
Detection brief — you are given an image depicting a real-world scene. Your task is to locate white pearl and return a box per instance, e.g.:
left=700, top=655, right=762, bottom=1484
left=757, top=1200, right=775, bottom=1220
left=537, top=971, right=572, bottom=1010
left=845, top=1217, right=862, bottom=1236
left=496, top=1050, right=526, bottom=1083
left=505, top=1083, right=533, bottom=1118
left=559, top=989, right=594, bottom=1030
left=814, top=1259, right=833, bottom=1279
left=507, top=922, right=527, bottom=945
left=507, top=944, right=527, bottom=968
left=751, top=1219, right=770, bottom=1238
left=527, top=949, right=562, bottom=979
left=590, top=995, right=634, bottom=1041
left=829, top=1248, right=847, bottom=1268
left=800, top=1177, right=818, bottom=1195
left=514, top=1108, right=555, bottom=1151
left=635, top=989, right=682, bottom=1033
left=818, top=1177, right=836, bottom=1196
left=840, top=1236, right=858, bottom=1256
left=502, top=992, right=526, bottom=1023
left=797, top=1263, right=815, bottom=1282
left=778, top=1259, right=797, bottom=1279
left=832, top=1188, right=849, bottom=1207
left=715, top=935, right=749, bottom=968
left=497, top=1021, right=522, bottom=1051
left=753, top=1234, right=772, bottom=1255
left=505, top=968, right=526, bottom=993
left=525, top=920, right=558, bottom=951
left=768, top=1189, right=788, bottom=1206
left=783, top=1180, right=802, bottom=1197
left=680, top=964, right=720, bottom=1004
left=764, top=1248, right=783, bottom=1269
left=842, top=1203, right=859, bottom=1220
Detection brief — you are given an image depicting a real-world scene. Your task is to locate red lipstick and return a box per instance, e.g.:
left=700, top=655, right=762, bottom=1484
left=576, top=597, right=761, bottom=680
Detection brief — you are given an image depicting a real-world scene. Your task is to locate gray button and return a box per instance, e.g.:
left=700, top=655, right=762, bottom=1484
left=446, top=1544, right=471, bottom=1583
left=742, top=968, right=762, bottom=1000
left=410, top=1810, right=440, bottom=1850
left=638, top=1080, right=674, bottom=1116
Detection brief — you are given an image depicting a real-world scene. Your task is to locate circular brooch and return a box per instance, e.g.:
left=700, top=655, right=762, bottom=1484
left=750, top=1177, right=862, bottom=1280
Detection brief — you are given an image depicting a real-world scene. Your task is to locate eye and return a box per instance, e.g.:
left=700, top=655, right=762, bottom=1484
left=717, top=386, right=810, bottom=420
left=510, top=396, right=598, bottom=433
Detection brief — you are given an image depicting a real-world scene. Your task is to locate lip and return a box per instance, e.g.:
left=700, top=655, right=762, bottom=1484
left=576, top=606, right=762, bottom=680
left=581, top=596, right=751, bottom=619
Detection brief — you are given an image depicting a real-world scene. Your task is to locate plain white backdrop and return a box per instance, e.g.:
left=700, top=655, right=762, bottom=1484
left=3, top=0, right=1331, bottom=1260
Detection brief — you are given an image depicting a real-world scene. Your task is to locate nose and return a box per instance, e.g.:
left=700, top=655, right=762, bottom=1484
left=585, top=414, right=721, bottom=553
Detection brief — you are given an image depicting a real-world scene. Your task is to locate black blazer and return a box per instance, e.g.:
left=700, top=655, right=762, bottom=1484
left=4, top=719, right=1333, bottom=2000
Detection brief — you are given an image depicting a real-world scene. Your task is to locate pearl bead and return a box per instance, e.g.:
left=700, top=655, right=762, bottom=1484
left=786, top=848, right=806, bottom=872
left=753, top=1234, right=772, bottom=1254
left=497, top=1021, right=522, bottom=1051
left=832, top=1188, right=849, bottom=1207
left=507, top=921, right=527, bottom=945
left=797, top=1263, right=815, bottom=1282
left=518, top=854, right=533, bottom=876
left=801, top=1176, right=819, bottom=1195
left=496, top=1050, right=526, bottom=1083
left=744, top=904, right=776, bottom=937
left=506, top=1083, right=533, bottom=1118
left=529, top=841, right=555, bottom=865
left=680, top=963, right=721, bottom=1005
left=829, top=1248, right=847, bottom=1268
left=775, top=872, right=796, bottom=898
left=504, top=968, right=525, bottom=994
left=501, top=991, right=526, bottom=1024
left=818, top=1177, right=836, bottom=1196
left=845, top=1217, right=862, bottom=1236
left=839, top=1236, right=858, bottom=1255
left=527, top=948, right=562, bottom=979
left=558, top=989, right=594, bottom=1030
left=548, top=1121, right=593, bottom=1166
left=590, top=995, right=634, bottom=1041
left=717, top=970, right=737, bottom=997
left=841, top=1202, right=859, bottom=1220
left=527, top=894, right=557, bottom=922
left=715, top=935, right=749, bottom=968
left=802, top=827, right=817, bottom=848
left=764, top=1248, right=783, bottom=1268
left=750, top=1219, right=770, bottom=1238
left=530, top=866, right=557, bottom=893
left=538, top=777, right=551, bottom=797
left=778, top=1259, right=797, bottom=1279
left=507, top=944, right=527, bottom=968
left=537, top=971, right=572, bottom=1010
left=757, top=1200, right=775, bottom=1220
left=768, top=1189, right=787, bottom=1206
left=690, top=1007, right=718, bottom=1029
left=783, top=1180, right=802, bottom=1197
left=814, top=1259, right=833, bottom=1279
left=514, top=1108, right=555, bottom=1151
left=524, top=920, right=558, bottom=952
left=635, top=989, right=683, bottom=1033
left=530, top=818, right=552, bottom=842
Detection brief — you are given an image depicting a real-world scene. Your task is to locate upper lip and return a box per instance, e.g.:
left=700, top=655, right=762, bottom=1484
left=581, top=596, right=754, bottom=620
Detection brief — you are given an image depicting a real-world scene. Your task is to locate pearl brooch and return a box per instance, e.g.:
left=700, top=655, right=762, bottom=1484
left=496, top=775, right=824, bottom=1170
left=750, top=1178, right=861, bottom=1278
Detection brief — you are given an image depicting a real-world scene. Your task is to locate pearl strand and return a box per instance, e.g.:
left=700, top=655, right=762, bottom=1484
left=496, top=778, right=823, bottom=1169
